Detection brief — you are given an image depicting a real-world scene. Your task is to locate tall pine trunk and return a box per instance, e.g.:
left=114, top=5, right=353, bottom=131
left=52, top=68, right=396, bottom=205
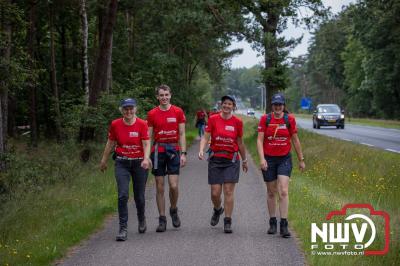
left=79, top=0, right=118, bottom=143
left=27, top=0, right=38, bottom=147
left=80, top=0, right=89, bottom=105
left=0, top=1, right=11, bottom=171
left=49, top=3, right=62, bottom=141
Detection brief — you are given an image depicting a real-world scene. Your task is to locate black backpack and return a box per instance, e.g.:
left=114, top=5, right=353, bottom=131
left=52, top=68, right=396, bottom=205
left=266, top=112, right=290, bottom=130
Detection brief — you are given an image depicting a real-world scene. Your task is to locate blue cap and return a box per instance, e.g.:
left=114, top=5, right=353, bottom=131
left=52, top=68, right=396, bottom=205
left=271, top=93, right=285, bottom=104
left=221, top=95, right=236, bottom=105
left=120, top=98, right=136, bottom=107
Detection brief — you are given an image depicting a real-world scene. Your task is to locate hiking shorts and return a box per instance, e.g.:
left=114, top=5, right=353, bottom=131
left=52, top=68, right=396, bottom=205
left=151, top=151, right=180, bottom=176
left=208, top=157, right=240, bottom=185
left=261, top=153, right=292, bottom=182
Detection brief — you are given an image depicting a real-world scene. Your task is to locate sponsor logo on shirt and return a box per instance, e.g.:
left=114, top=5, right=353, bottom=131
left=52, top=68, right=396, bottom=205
left=216, top=136, right=234, bottom=143
left=129, top=131, right=139, bottom=137
left=278, top=124, right=287, bottom=129
left=225, top=125, right=235, bottom=131
left=267, top=136, right=287, bottom=141
left=167, top=117, right=177, bottom=123
left=159, top=130, right=177, bottom=135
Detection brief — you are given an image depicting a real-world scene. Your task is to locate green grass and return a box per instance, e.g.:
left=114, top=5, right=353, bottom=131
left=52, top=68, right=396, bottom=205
left=242, top=116, right=400, bottom=266
left=294, top=113, right=400, bottom=129
left=0, top=126, right=198, bottom=266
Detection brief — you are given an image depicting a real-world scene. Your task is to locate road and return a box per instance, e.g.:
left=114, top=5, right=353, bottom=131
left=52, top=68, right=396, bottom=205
left=59, top=141, right=305, bottom=266
left=238, top=110, right=400, bottom=154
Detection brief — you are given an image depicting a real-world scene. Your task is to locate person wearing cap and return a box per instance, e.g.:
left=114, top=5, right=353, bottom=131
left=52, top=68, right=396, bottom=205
left=256, top=93, right=305, bottom=238
left=100, top=98, right=151, bottom=241
left=198, top=95, right=248, bottom=233
left=147, top=84, right=186, bottom=232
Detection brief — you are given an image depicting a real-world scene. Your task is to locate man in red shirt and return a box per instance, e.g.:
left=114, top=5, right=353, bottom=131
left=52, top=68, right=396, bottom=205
left=195, top=109, right=207, bottom=138
left=147, top=84, right=187, bottom=232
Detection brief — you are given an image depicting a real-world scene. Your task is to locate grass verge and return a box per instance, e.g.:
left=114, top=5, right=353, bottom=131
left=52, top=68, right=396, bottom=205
left=0, top=125, right=198, bottom=266
left=242, top=116, right=400, bottom=266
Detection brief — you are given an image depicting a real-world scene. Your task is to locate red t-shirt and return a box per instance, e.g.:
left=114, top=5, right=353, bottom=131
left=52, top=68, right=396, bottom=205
left=209, top=111, right=220, bottom=117
left=257, top=113, right=297, bottom=156
left=108, top=118, right=149, bottom=158
left=196, top=110, right=206, bottom=120
left=205, top=114, right=243, bottom=159
left=147, top=105, right=186, bottom=152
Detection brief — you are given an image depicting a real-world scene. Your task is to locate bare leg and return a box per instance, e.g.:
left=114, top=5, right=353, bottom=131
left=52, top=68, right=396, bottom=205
left=266, top=181, right=278, bottom=217
left=223, top=183, right=236, bottom=217
left=168, top=174, right=179, bottom=208
left=210, top=184, right=222, bottom=209
left=155, top=176, right=165, bottom=216
left=277, top=175, right=290, bottom=218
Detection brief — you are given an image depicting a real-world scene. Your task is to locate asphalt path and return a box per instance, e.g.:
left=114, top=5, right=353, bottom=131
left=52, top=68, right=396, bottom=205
left=239, top=110, right=400, bottom=154
left=59, top=142, right=305, bottom=266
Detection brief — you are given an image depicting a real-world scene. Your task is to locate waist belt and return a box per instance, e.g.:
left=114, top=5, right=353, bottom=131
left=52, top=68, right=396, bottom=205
left=116, top=156, right=143, bottom=161
left=154, top=142, right=179, bottom=169
left=207, top=149, right=238, bottom=163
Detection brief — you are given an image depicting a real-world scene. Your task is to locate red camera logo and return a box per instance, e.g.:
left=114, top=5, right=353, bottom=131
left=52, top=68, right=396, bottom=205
left=311, top=204, right=390, bottom=256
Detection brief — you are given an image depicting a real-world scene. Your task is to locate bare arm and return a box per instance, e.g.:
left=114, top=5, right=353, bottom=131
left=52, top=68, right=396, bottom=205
left=198, top=132, right=211, bottom=159
left=291, top=133, right=305, bottom=171
left=179, top=123, right=187, bottom=166
left=100, top=139, right=116, bottom=172
left=141, top=139, right=151, bottom=169
left=148, top=126, right=154, bottom=146
left=257, top=132, right=268, bottom=170
left=237, top=137, right=248, bottom=173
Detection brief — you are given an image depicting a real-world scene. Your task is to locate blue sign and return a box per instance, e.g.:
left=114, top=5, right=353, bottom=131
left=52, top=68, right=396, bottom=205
left=301, top=97, right=312, bottom=110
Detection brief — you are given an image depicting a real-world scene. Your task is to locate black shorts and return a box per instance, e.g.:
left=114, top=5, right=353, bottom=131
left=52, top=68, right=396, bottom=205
left=151, top=151, right=180, bottom=176
left=208, top=157, right=240, bottom=185
left=261, top=154, right=292, bottom=182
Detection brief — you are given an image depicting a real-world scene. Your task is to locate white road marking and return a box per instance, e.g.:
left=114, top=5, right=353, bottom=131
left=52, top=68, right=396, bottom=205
left=361, top=143, right=374, bottom=147
left=385, top=149, right=400, bottom=154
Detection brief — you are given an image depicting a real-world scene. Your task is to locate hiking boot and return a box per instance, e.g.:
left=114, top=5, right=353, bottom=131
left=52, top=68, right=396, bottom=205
left=170, top=207, right=181, bottom=228
left=224, top=217, right=232, bottom=233
left=138, top=217, right=147, bottom=234
left=116, top=227, right=127, bottom=241
left=267, top=217, right=277, bottom=234
left=156, top=216, right=167, bottom=232
left=210, top=207, right=224, bottom=226
left=280, top=219, right=291, bottom=238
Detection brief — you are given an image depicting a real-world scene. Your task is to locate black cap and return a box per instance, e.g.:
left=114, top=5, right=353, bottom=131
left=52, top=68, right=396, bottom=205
left=221, top=95, right=236, bottom=105
left=271, top=93, right=285, bottom=104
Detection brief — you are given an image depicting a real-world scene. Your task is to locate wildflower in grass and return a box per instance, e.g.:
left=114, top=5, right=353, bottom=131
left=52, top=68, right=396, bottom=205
left=26, top=254, right=31, bottom=258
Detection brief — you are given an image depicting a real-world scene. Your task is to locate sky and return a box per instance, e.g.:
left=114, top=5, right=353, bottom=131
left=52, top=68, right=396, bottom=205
left=228, top=0, right=355, bottom=68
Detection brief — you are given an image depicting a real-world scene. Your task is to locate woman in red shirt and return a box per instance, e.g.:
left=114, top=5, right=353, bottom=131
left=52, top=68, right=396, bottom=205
left=199, top=95, right=248, bottom=233
left=100, top=98, right=151, bottom=241
left=256, top=93, right=305, bottom=238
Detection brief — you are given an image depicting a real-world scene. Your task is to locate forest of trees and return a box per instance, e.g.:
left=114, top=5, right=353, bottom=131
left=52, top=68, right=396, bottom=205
left=286, top=0, right=400, bottom=118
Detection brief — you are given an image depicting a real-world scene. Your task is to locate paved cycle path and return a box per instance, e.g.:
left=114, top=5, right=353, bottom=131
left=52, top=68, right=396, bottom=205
left=59, top=141, right=305, bottom=266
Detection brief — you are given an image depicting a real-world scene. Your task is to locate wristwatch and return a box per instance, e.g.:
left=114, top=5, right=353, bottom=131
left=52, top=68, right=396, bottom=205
left=299, top=157, right=305, bottom=162
left=181, top=151, right=187, bottom=155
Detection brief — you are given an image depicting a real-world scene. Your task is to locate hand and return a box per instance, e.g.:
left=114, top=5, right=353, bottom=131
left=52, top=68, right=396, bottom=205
left=141, top=158, right=151, bottom=169
left=260, top=159, right=268, bottom=171
left=242, top=161, right=248, bottom=173
left=180, top=154, right=187, bottom=167
left=299, top=160, right=305, bottom=171
left=100, top=160, right=107, bottom=172
left=198, top=151, right=204, bottom=160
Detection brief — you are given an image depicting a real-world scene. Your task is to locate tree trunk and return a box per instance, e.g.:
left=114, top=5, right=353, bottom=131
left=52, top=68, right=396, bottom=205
left=79, top=0, right=118, bottom=143
left=0, top=2, right=11, bottom=170
left=27, top=0, right=38, bottom=147
left=263, top=9, right=279, bottom=112
left=49, top=3, right=62, bottom=141
left=79, top=0, right=89, bottom=105
left=88, top=0, right=118, bottom=106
